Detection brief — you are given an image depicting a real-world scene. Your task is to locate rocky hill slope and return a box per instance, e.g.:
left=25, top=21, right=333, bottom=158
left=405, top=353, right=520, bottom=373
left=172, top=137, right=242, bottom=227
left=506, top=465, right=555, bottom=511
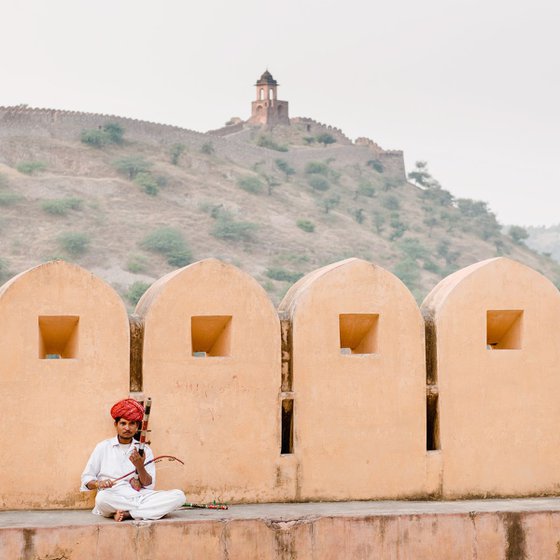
left=0, top=106, right=558, bottom=309
left=526, top=225, right=560, bottom=262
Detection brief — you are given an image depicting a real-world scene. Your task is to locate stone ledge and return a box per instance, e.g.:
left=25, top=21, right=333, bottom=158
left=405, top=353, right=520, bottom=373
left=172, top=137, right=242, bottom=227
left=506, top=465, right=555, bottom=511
left=2, top=498, right=560, bottom=559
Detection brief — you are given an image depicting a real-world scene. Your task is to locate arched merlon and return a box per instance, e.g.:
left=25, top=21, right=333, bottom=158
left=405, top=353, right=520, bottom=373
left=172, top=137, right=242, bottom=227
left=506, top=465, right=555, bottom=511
left=0, top=260, right=130, bottom=510
left=421, top=257, right=560, bottom=498
left=279, top=258, right=427, bottom=500
left=134, top=258, right=284, bottom=503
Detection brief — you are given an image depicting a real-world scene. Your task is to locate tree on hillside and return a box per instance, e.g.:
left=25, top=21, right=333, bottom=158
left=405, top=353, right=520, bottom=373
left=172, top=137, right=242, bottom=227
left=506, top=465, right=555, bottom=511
left=275, top=159, right=295, bottom=181
left=321, top=195, right=340, bottom=214
left=508, top=225, right=529, bottom=245
left=456, top=198, right=501, bottom=240
left=409, top=161, right=454, bottom=210
left=316, top=133, right=336, bottom=146
left=103, top=122, right=124, bottom=144
left=114, top=156, right=152, bottom=180
left=81, top=122, right=124, bottom=147
left=169, top=143, right=186, bottom=165
left=408, top=161, right=439, bottom=189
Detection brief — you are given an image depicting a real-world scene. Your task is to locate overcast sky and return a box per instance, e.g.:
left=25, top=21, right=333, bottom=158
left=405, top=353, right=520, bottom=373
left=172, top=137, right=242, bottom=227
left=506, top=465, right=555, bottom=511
left=1, top=0, right=558, bottom=226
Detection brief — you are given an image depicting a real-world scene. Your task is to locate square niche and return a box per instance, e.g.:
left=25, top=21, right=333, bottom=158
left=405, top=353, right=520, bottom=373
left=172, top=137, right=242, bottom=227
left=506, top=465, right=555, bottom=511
left=339, top=313, right=379, bottom=355
left=486, top=310, right=523, bottom=350
left=191, top=315, right=232, bottom=357
left=38, top=315, right=79, bottom=359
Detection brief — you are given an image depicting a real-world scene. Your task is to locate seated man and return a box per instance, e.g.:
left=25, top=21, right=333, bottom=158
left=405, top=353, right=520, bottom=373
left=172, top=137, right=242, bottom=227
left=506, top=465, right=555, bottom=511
left=81, top=398, right=185, bottom=521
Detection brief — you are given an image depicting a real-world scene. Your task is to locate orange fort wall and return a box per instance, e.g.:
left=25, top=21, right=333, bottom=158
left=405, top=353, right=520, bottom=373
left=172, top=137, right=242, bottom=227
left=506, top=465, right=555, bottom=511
left=1, top=256, right=560, bottom=511
left=0, top=261, right=130, bottom=509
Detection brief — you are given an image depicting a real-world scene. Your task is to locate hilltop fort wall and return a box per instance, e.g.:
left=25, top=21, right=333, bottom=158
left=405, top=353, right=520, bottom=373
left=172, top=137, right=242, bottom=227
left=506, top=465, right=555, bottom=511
left=0, top=106, right=407, bottom=182
left=1, top=256, right=559, bottom=509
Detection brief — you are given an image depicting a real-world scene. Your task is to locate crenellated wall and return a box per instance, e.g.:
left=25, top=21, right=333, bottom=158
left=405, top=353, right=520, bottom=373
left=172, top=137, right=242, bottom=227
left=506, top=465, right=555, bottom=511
left=0, top=106, right=407, bottom=182
left=1, top=256, right=559, bottom=510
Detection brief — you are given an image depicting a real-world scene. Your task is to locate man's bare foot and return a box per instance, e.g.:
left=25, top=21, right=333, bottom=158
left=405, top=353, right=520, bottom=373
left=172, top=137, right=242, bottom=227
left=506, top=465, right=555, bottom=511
left=113, top=510, right=131, bottom=522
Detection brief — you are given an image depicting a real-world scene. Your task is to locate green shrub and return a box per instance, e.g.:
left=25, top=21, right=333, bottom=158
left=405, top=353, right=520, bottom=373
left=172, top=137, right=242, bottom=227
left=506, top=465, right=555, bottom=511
left=265, top=267, right=303, bottom=283
left=399, top=237, right=429, bottom=260
left=308, top=176, right=330, bottom=192
left=393, top=257, right=420, bottom=288
left=42, top=200, right=70, bottom=216
left=261, top=174, right=281, bottom=195
left=508, top=225, right=529, bottom=244
left=437, top=240, right=460, bottom=265
left=358, top=182, right=376, bottom=198
left=200, top=142, right=214, bottom=155
left=296, top=219, right=315, bottom=233
left=167, top=248, right=192, bottom=267
left=103, top=122, right=124, bottom=144
left=81, top=122, right=124, bottom=147
left=134, top=172, right=159, bottom=196
left=65, top=198, right=83, bottom=210
left=303, top=136, right=316, bottom=145
left=257, top=135, right=288, bottom=152
left=127, top=254, right=148, bottom=274
left=17, top=161, right=46, bottom=175
left=353, top=208, right=365, bottom=224
left=114, top=156, right=152, bottom=180
left=367, top=159, right=384, bottom=173
left=372, top=211, right=385, bottom=234
left=382, top=194, right=400, bottom=210
left=275, top=159, right=295, bottom=179
left=423, top=259, right=440, bottom=273
left=0, top=191, right=22, bottom=206
left=127, top=281, right=151, bottom=305
left=0, top=173, right=7, bottom=188
left=81, top=129, right=108, bottom=147
left=237, top=175, right=263, bottom=194
left=141, top=227, right=192, bottom=267
left=58, top=232, right=90, bottom=256
left=305, top=161, right=329, bottom=175
left=212, top=214, right=258, bottom=242
left=41, top=197, right=83, bottom=216
left=170, top=143, right=186, bottom=165
left=316, top=133, right=336, bottom=146
left=389, top=213, right=407, bottom=240
left=321, top=196, right=340, bottom=214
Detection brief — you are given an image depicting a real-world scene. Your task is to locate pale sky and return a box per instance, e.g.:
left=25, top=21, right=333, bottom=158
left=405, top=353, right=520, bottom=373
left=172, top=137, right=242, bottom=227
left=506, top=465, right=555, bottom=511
left=1, top=0, right=558, bottom=226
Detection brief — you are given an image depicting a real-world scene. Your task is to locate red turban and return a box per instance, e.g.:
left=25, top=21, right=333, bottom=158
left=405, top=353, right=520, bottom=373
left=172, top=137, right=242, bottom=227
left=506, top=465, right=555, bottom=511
left=110, top=399, right=144, bottom=422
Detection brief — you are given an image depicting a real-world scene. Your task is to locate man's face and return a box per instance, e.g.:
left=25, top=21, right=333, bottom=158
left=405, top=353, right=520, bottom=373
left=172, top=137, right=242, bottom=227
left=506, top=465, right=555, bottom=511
left=115, top=418, right=139, bottom=442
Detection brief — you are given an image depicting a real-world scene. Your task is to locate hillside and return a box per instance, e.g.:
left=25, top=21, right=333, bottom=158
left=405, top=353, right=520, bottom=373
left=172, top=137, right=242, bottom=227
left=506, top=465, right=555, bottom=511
left=0, top=106, right=558, bottom=309
left=526, top=225, right=560, bottom=262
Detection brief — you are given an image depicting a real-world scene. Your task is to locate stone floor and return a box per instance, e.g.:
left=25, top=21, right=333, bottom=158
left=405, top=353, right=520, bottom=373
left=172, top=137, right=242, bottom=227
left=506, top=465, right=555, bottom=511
left=2, top=496, right=560, bottom=527
left=3, top=498, right=560, bottom=559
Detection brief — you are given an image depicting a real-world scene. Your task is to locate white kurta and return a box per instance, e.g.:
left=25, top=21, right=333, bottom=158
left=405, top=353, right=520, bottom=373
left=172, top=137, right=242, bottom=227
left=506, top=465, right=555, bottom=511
left=81, top=436, right=185, bottom=520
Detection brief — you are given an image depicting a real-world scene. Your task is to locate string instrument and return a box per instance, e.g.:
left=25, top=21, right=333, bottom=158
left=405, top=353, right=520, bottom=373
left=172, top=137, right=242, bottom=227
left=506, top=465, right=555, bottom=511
left=112, top=455, right=185, bottom=483
left=138, top=397, right=152, bottom=457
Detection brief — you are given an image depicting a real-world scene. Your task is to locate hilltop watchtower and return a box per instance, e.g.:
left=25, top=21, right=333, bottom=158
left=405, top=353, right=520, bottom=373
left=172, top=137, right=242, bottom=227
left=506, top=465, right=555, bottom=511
left=249, top=70, right=290, bottom=126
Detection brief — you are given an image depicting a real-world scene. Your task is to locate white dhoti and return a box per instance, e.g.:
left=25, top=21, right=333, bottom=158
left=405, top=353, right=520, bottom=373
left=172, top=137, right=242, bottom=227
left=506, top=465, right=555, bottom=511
left=94, top=484, right=186, bottom=520
left=82, top=436, right=185, bottom=520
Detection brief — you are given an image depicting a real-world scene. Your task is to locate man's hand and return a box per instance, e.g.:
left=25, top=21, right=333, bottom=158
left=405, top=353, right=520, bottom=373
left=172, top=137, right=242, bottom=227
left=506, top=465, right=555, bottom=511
left=129, top=449, right=145, bottom=469
left=129, top=448, right=153, bottom=487
left=93, top=479, right=113, bottom=490
left=130, top=478, right=142, bottom=492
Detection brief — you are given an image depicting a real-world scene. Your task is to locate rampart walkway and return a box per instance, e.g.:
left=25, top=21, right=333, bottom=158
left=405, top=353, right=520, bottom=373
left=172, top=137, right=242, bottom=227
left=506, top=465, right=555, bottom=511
left=2, top=498, right=560, bottom=558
